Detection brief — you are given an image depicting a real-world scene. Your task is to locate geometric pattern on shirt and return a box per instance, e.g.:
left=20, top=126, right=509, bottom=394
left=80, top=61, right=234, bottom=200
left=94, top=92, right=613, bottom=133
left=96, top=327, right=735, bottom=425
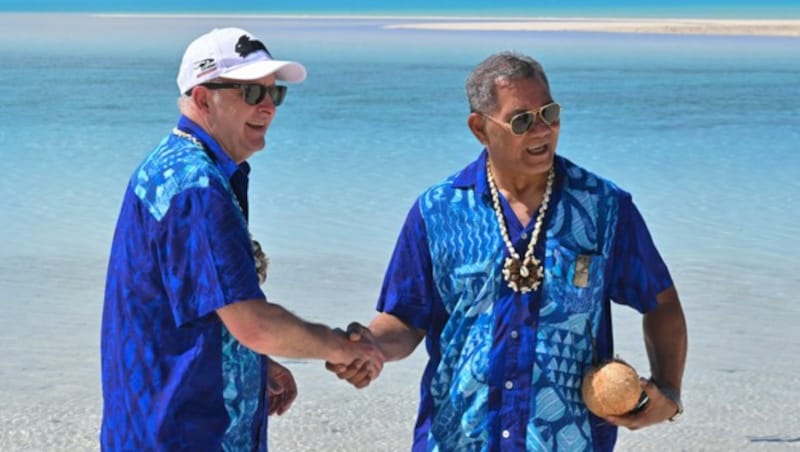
left=419, top=157, right=622, bottom=451
left=422, top=177, right=502, bottom=450
left=528, top=161, right=621, bottom=451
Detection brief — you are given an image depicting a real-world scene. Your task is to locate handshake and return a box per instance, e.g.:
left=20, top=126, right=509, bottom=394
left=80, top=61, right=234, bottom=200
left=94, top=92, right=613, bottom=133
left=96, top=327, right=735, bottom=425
left=325, top=322, right=386, bottom=389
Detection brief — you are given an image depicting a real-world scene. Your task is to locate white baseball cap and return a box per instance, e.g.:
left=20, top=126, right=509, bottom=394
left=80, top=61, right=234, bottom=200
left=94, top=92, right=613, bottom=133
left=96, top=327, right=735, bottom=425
left=177, top=27, right=307, bottom=94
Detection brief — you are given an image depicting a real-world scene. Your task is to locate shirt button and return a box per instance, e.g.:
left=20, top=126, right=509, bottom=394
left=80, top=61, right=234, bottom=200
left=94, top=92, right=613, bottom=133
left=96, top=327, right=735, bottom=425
left=510, top=330, right=519, bottom=339
left=505, top=380, right=514, bottom=390
left=502, top=430, right=510, bottom=439
left=520, top=232, right=528, bottom=240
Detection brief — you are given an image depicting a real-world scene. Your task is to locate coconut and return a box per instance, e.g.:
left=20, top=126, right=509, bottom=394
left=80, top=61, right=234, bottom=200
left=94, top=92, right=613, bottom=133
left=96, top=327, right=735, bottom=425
left=581, top=359, right=643, bottom=417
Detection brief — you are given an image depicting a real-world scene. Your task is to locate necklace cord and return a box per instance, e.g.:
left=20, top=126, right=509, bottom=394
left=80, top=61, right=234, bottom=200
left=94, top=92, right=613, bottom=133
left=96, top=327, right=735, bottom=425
left=171, top=128, right=269, bottom=285
left=486, top=161, right=554, bottom=293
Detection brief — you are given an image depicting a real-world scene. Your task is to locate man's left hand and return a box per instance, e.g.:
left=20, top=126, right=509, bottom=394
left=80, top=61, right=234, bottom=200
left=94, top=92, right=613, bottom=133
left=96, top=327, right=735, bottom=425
left=605, top=378, right=681, bottom=430
left=267, top=359, right=297, bottom=416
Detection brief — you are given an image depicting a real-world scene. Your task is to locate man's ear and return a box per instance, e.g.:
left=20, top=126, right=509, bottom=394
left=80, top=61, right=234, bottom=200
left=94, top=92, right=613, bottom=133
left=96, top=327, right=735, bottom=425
left=191, top=86, right=211, bottom=112
left=467, top=112, right=488, bottom=145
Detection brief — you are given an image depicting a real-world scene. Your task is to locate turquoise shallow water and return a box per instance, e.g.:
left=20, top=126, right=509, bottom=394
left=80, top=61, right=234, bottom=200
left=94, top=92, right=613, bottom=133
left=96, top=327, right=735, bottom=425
left=3, top=1, right=800, bottom=18
left=0, top=14, right=798, bottom=451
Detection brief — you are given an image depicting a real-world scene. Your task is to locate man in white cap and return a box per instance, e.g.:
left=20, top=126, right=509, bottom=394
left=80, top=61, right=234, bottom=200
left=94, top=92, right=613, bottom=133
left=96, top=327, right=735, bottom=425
left=100, top=27, right=385, bottom=451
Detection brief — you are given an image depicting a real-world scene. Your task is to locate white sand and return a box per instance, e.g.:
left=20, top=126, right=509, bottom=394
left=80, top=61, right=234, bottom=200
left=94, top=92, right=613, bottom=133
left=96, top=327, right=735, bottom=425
left=384, top=18, right=800, bottom=37
left=2, top=255, right=799, bottom=451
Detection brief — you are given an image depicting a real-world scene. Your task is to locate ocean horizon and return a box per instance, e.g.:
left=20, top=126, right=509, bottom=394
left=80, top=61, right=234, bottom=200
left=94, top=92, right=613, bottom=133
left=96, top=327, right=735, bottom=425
left=1, top=12, right=798, bottom=451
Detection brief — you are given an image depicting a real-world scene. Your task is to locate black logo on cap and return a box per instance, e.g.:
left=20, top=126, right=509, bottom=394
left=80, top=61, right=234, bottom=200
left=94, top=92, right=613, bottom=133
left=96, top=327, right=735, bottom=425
left=235, top=35, right=271, bottom=58
left=194, top=58, right=216, bottom=72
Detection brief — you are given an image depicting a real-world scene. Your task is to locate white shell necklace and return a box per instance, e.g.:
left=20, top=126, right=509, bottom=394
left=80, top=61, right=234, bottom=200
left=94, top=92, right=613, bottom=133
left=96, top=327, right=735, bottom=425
left=486, top=160, right=554, bottom=293
left=172, top=128, right=269, bottom=285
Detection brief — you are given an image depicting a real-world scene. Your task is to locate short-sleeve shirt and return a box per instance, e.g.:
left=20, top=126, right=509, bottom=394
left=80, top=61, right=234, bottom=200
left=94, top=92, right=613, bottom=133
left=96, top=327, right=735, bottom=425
left=101, top=116, right=269, bottom=451
left=377, top=151, right=672, bottom=451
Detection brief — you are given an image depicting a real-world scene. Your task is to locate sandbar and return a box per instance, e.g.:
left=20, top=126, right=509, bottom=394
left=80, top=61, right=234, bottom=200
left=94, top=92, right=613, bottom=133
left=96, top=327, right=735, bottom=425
left=384, top=18, right=800, bottom=37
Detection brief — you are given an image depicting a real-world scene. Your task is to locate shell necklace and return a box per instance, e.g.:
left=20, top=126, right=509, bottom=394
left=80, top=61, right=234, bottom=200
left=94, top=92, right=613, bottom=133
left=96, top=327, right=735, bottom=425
left=486, top=160, right=554, bottom=293
left=172, top=128, right=269, bottom=285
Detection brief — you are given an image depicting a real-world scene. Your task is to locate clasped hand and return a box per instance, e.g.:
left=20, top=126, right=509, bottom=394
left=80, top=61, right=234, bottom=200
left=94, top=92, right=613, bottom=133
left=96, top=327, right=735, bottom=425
left=325, top=322, right=385, bottom=388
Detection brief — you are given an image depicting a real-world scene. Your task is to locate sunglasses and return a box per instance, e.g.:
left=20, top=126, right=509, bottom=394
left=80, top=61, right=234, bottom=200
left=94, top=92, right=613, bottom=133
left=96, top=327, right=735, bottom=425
left=200, top=82, right=287, bottom=106
left=482, top=102, right=561, bottom=135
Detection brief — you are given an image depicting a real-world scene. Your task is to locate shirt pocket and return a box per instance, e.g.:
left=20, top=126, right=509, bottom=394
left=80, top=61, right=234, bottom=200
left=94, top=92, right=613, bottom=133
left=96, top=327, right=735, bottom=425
left=548, top=246, right=606, bottom=314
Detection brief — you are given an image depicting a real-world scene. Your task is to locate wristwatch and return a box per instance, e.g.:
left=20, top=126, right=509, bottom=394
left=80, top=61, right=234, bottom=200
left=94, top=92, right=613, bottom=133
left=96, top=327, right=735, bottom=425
left=658, top=385, right=684, bottom=422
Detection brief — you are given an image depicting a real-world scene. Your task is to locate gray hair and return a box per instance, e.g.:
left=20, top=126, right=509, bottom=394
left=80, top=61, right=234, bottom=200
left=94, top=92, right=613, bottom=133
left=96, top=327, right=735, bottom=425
left=177, top=77, right=228, bottom=112
left=177, top=94, right=192, bottom=112
left=465, top=51, right=550, bottom=114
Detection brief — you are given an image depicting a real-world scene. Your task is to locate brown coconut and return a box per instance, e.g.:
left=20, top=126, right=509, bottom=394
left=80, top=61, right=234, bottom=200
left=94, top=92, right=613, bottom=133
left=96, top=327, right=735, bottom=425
left=581, top=359, right=643, bottom=417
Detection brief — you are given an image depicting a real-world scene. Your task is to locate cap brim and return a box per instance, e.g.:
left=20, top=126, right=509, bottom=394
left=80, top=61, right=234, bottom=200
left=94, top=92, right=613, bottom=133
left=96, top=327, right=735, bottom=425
left=221, top=60, right=307, bottom=83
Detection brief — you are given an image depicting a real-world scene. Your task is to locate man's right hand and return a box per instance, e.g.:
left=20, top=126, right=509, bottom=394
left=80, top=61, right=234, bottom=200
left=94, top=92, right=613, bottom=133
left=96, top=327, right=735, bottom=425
left=326, top=322, right=384, bottom=388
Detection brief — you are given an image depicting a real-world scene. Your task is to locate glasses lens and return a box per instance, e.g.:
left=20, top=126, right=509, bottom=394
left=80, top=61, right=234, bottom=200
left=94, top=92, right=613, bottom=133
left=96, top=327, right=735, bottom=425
left=270, top=86, right=287, bottom=106
left=241, top=85, right=266, bottom=105
left=241, top=85, right=287, bottom=106
left=510, top=112, right=535, bottom=135
left=541, top=103, right=561, bottom=125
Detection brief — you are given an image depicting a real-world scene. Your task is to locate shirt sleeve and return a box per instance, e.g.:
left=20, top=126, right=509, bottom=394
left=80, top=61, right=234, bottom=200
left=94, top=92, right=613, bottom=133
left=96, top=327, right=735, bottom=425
left=376, top=199, right=436, bottom=330
left=156, top=181, right=265, bottom=328
left=607, top=194, right=673, bottom=313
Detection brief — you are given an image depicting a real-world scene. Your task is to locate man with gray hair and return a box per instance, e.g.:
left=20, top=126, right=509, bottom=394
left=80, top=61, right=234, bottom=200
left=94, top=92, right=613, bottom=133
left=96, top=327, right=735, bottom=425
left=329, top=51, right=687, bottom=451
left=101, top=27, right=384, bottom=451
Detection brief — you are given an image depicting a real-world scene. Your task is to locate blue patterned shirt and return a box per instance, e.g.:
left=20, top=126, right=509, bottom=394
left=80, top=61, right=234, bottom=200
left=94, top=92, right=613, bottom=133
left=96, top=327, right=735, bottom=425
left=101, top=116, right=269, bottom=451
left=377, top=151, right=672, bottom=451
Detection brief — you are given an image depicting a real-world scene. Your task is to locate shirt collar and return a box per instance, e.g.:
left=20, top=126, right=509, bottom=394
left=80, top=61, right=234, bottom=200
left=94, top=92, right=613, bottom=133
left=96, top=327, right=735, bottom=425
left=453, top=149, right=566, bottom=203
left=176, top=115, right=251, bottom=180
left=453, top=148, right=490, bottom=199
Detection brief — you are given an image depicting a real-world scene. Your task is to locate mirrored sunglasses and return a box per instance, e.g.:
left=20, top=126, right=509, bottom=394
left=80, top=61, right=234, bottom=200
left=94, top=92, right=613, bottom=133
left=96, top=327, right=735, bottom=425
left=484, top=102, right=561, bottom=135
left=200, top=82, right=287, bottom=106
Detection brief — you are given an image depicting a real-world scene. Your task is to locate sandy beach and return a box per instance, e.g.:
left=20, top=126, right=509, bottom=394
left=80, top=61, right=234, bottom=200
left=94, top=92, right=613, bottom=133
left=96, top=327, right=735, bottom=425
left=384, top=18, right=800, bottom=37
